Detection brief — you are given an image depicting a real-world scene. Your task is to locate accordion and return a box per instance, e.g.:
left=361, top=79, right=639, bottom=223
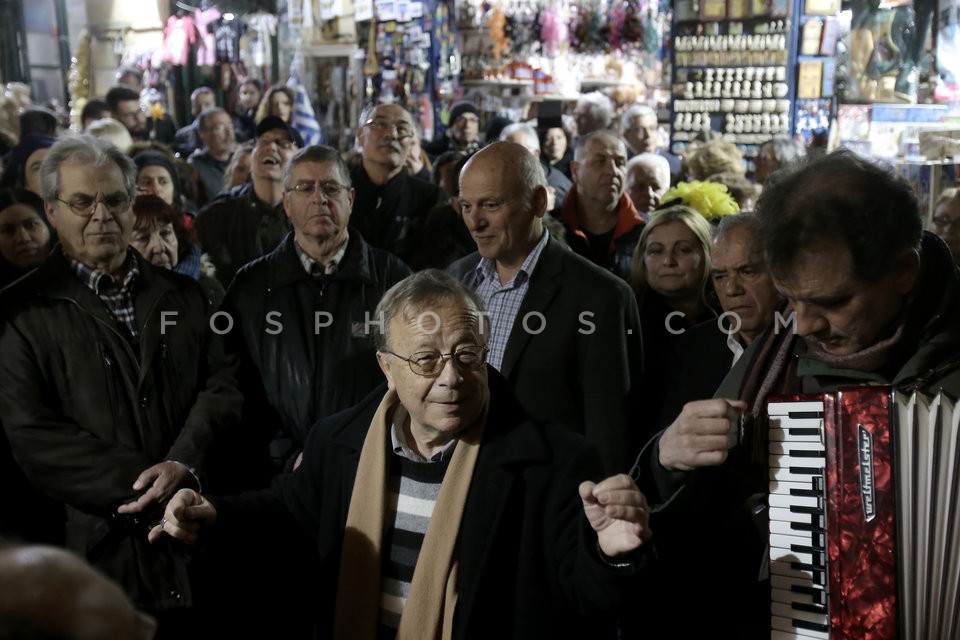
left=767, top=386, right=960, bottom=640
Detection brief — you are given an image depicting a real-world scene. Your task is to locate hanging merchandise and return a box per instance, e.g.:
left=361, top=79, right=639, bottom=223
left=194, top=5, right=222, bottom=66
left=245, top=10, right=278, bottom=68
left=67, top=30, right=92, bottom=131
left=160, top=13, right=201, bottom=66
left=210, top=13, right=247, bottom=64
left=935, top=0, right=960, bottom=101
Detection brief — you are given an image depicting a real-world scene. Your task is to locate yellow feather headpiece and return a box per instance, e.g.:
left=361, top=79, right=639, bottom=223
left=660, top=180, right=740, bottom=221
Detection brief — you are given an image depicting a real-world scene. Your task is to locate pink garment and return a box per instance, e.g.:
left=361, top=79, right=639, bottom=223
left=193, top=7, right=222, bottom=66
left=161, top=15, right=200, bottom=66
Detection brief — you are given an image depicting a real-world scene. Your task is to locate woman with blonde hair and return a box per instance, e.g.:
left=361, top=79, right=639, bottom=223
left=631, top=204, right=717, bottom=438
left=254, top=86, right=295, bottom=125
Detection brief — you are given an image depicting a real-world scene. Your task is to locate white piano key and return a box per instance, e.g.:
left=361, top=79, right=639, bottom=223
left=770, top=465, right=824, bottom=483
left=772, top=602, right=830, bottom=629
left=771, top=573, right=828, bottom=603
left=769, top=479, right=821, bottom=496
left=769, top=506, right=823, bottom=527
left=769, top=418, right=824, bottom=442
left=770, top=440, right=826, bottom=455
left=772, top=587, right=828, bottom=614
left=772, top=630, right=823, bottom=640
left=769, top=519, right=825, bottom=546
left=770, top=531, right=822, bottom=551
left=771, top=614, right=830, bottom=639
left=769, top=493, right=821, bottom=510
left=768, top=401, right=825, bottom=415
left=769, top=454, right=827, bottom=471
left=771, top=546, right=824, bottom=569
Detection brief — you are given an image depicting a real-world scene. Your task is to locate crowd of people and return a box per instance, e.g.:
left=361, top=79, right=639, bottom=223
left=1, top=69, right=959, bottom=640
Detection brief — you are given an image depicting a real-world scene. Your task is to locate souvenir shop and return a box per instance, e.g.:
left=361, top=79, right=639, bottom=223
left=5, top=0, right=960, bottom=186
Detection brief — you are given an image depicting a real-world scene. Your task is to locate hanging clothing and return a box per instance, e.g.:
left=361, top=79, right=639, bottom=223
left=160, top=15, right=200, bottom=66
left=210, top=16, right=247, bottom=64
left=245, top=11, right=278, bottom=68
left=193, top=7, right=222, bottom=66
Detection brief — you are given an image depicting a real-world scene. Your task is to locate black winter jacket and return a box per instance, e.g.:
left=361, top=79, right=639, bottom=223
left=219, top=232, right=410, bottom=480
left=0, top=248, right=242, bottom=611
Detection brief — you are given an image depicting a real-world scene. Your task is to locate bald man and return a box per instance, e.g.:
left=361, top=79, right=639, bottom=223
left=448, top=141, right=643, bottom=473
left=0, top=542, right=157, bottom=640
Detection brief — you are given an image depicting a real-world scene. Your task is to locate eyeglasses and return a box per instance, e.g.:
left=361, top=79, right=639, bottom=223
left=257, top=137, right=296, bottom=150
left=364, top=118, right=415, bottom=140
left=287, top=181, right=350, bottom=198
left=56, top=193, right=131, bottom=217
left=381, top=345, right=488, bottom=377
left=932, top=216, right=960, bottom=229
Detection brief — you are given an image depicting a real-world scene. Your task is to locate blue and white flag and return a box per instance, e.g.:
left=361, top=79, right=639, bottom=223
left=287, top=61, right=323, bottom=146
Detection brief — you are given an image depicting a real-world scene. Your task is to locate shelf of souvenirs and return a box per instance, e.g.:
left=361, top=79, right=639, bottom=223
left=460, top=78, right=535, bottom=87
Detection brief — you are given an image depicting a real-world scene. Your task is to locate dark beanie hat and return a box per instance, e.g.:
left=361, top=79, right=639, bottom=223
left=133, top=150, right=182, bottom=203
left=448, top=101, right=479, bottom=126
left=9, top=134, right=56, bottom=184
left=256, top=116, right=305, bottom=148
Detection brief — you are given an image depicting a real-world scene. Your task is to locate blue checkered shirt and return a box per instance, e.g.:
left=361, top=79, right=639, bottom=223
left=471, top=230, right=549, bottom=371
left=68, top=249, right=140, bottom=340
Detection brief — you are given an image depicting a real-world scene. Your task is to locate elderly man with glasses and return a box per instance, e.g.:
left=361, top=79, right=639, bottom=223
left=152, top=268, right=655, bottom=639
left=195, top=116, right=304, bottom=286
left=348, top=104, right=446, bottom=265
left=217, top=144, right=410, bottom=490
left=0, top=134, right=242, bottom=636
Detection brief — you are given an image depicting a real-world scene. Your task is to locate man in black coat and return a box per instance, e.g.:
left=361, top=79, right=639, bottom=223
left=0, top=135, right=241, bottom=636
left=218, top=145, right=411, bottom=485
left=151, top=269, right=654, bottom=638
left=348, top=104, right=446, bottom=265
left=448, top=142, right=643, bottom=474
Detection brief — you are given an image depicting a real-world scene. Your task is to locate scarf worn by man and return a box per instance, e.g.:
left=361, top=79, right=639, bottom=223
left=333, top=389, right=485, bottom=640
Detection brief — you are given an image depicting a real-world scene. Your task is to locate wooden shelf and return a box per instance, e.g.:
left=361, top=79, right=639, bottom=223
left=460, top=79, right=535, bottom=87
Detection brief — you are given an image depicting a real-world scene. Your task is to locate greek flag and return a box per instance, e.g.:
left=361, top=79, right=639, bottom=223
left=287, top=64, right=323, bottom=146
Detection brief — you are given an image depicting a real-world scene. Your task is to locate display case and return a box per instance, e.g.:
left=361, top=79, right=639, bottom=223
left=669, top=0, right=840, bottom=171
left=669, top=0, right=799, bottom=171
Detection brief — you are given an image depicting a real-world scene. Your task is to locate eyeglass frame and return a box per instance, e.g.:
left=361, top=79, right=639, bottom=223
left=55, top=192, right=132, bottom=217
left=380, top=345, right=489, bottom=377
left=363, top=117, right=416, bottom=140
left=256, top=136, right=297, bottom=150
left=285, top=180, right=351, bottom=198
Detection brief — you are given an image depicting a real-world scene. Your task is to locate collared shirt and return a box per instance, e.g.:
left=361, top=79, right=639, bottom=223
left=294, top=232, right=349, bottom=277
left=68, top=249, right=140, bottom=340
left=727, top=331, right=745, bottom=366
left=471, top=230, right=549, bottom=371
left=390, top=420, right=457, bottom=463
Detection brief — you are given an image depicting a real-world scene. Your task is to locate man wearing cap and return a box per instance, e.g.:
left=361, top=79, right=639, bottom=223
left=195, top=116, right=303, bottom=286
left=349, top=104, right=446, bottom=265
left=423, top=100, right=482, bottom=159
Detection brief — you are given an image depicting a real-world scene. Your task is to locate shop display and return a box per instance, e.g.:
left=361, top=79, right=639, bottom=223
left=670, top=14, right=795, bottom=166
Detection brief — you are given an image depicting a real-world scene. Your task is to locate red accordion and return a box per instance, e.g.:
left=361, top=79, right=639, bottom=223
left=767, top=386, right=960, bottom=640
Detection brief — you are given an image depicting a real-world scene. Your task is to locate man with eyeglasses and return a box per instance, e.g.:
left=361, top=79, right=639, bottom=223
left=195, top=115, right=303, bottom=286
left=349, top=104, right=446, bottom=265
left=152, top=269, right=654, bottom=638
left=219, top=144, right=410, bottom=485
left=449, top=142, right=643, bottom=474
left=0, top=135, right=243, bottom=636
left=931, top=188, right=960, bottom=266
left=187, top=108, right=237, bottom=207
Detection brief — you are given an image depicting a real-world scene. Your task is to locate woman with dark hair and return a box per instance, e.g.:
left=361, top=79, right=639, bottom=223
left=254, top=86, right=295, bottom=125
left=130, top=194, right=224, bottom=307
left=0, top=187, right=53, bottom=287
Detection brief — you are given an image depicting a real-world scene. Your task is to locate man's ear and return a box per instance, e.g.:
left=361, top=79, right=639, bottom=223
left=531, top=185, right=548, bottom=219
left=376, top=351, right=396, bottom=391
left=891, top=246, right=921, bottom=295
left=43, top=200, right=57, bottom=227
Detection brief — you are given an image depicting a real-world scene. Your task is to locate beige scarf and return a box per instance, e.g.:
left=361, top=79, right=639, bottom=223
left=333, top=389, right=485, bottom=640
